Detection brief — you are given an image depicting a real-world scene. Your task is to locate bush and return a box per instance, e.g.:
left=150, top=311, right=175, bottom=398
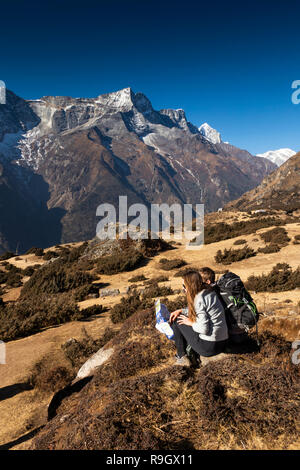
left=43, top=250, right=59, bottom=261
left=0, top=251, right=15, bottom=261
left=29, top=359, right=73, bottom=393
left=204, top=217, right=288, bottom=244
left=20, top=261, right=94, bottom=298
left=79, top=304, right=104, bottom=317
left=97, top=248, right=144, bottom=275
left=245, top=263, right=300, bottom=292
left=138, top=238, right=174, bottom=257
left=174, top=267, right=198, bottom=278
left=0, top=263, right=23, bottom=287
left=23, top=266, right=36, bottom=277
left=258, top=244, right=281, bottom=254
left=233, top=239, right=247, bottom=245
left=110, top=293, right=146, bottom=324
left=215, top=246, right=256, bottom=264
left=73, top=284, right=99, bottom=302
left=109, top=289, right=165, bottom=324
left=163, top=295, right=187, bottom=312
left=0, top=293, right=83, bottom=341
left=142, top=283, right=173, bottom=299
left=293, top=235, right=300, bottom=245
left=144, top=276, right=169, bottom=285
left=260, top=227, right=290, bottom=246
left=159, top=258, right=187, bottom=271
left=25, top=247, right=44, bottom=256
left=128, top=274, right=147, bottom=283
left=62, top=327, right=117, bottom=369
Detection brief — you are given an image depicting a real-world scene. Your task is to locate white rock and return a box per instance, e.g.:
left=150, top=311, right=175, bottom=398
left=76, top=346, right=114, bottom=379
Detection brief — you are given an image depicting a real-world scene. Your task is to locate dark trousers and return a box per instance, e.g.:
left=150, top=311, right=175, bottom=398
left=171, top=320, right=227, bottom=357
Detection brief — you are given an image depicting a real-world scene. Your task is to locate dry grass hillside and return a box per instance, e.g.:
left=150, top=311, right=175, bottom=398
left=0, top=209, right=300, bottom=450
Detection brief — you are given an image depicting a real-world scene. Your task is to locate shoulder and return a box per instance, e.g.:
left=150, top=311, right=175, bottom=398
left=194, top=289, right=208, bottom=309
left=194, top=291, right=203, bottom=305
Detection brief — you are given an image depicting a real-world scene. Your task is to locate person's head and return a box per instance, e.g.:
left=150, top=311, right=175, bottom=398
left=199, top=267, right=215, bottom=285
left=182, top=270, right=206, bottom=321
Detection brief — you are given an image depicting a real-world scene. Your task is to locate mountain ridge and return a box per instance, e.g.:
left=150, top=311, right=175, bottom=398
left=0, top=87, right=277, bottom=252
left=225, top=152, right=300, bottom=211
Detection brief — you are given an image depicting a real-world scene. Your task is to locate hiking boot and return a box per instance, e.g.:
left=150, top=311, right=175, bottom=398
left=174, top=354, right=191, bottom=367
left=186, top=344, right=200, bottom=368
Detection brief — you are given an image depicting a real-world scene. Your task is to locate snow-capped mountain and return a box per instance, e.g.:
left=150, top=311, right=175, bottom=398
left=198, top=123, right=222, bottom=144
left=256, top=148, right=296, bottom=167
left=0, top=87, right=276, bottom=252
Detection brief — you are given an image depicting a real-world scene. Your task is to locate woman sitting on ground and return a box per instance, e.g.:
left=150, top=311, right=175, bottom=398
left=170, top=270, right=228, bottom=366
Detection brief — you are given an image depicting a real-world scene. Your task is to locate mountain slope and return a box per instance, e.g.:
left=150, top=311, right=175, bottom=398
left=0, top=88, right=276, bottom=251
left=225, top=152, right=300, bottom=211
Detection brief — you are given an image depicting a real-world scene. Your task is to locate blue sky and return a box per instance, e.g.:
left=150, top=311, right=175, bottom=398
left=1, top=0, right=300, bottom=154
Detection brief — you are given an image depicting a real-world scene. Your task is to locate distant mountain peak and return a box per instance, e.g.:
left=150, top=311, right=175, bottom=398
left=95, top=87, right=136, bottom=111
left=256, top=148, right=296, bottom=167
left=198, top=122, right=222, bottom=144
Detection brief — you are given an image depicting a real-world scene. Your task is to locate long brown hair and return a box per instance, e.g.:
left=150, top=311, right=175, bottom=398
left=182, top=270, right=206, bottom=321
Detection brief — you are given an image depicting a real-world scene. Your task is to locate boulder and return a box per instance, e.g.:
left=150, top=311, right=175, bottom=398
left=76, top=346, right=114, bottom=380
left=99, top=288, right=120, bottom=297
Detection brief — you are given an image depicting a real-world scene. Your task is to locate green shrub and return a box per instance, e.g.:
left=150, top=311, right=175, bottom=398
left=0, top=294, right=83, bottom=341
left=205, top=217, right=290, bottom=244
left=73, top=284, right=97, bottom=302
left=245, top=263, right=300, bottom=292
left=215, top=246, right=256, bottom=264
left=233, top=239, right=247, bottom=245
left=110, top=293, right=146, bottom=324
left=293, top=235, right=300, bottom=245
left=25, top=247, right=44, bottom=256
left=62, top=327, right=117, bottom=369
left=0, top=263, right=23, bottom=287
left=0, top=251, right=15, bottom=261
left=142, top=283, right=173, bottom=299
left=79, top=304, right=104, bottom=317
left=23, top=266, right=36, bottom=277
left=144, top=276, right=169, bottom=285
left=128, top=274, right=147, bottom=283
left=21, top=262, right=94, bottom=298
left=29, top=359, right=73, bottom=393
left=137, top=238, right=174, bottom=256
left=43, top=250, right=59, bottom=261
left=97, top=248, right=144, bottom=275
left=260, top=227, right=290, bottom=246
left=258, top=244, right=281, bottom=254
left=163, top=295, right=187, bottom=312
left=159, top=258, right=187, bottom=271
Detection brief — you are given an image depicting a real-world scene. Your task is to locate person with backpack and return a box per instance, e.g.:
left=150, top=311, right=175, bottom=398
left=169, top=270, right=228, bottom=366
left=199, top=267, right=260, bottom=346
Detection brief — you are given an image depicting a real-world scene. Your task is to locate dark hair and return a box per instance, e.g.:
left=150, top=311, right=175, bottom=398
left=199, top=267, right=215, bottom=283
left=182, top=271, right=206, bottom=321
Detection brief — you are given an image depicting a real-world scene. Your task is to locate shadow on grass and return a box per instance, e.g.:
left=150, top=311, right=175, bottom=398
left=48, top=375, right=93, bottom=420
left=0, top=382, right=33, bottom=402
left=0, top=426, right=43, bottom=450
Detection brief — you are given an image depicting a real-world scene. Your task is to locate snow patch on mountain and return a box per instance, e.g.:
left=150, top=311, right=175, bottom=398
left=256, top=148, right=296, bottom=167
left=198, top=123, right=222, bottom=144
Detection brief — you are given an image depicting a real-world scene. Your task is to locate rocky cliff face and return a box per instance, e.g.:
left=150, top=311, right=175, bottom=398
left=225, top=152, right=300, bottom=211
left=0, top=87, right=276, bottom=252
